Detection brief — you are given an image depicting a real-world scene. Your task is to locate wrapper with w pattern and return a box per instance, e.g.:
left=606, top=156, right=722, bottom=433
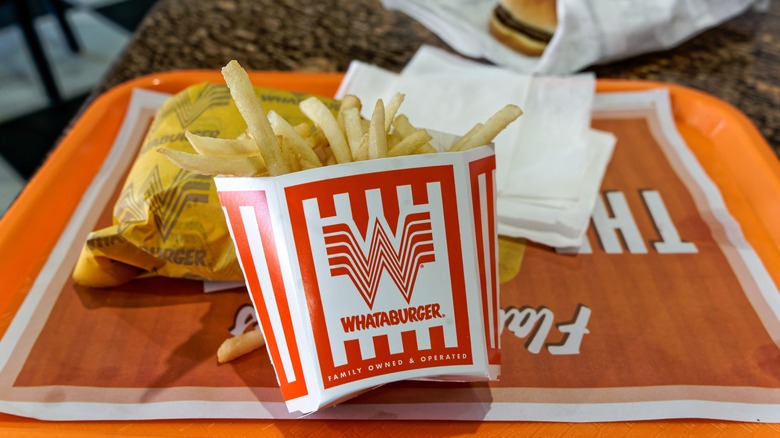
left=72, top=83, right=340, bottom=287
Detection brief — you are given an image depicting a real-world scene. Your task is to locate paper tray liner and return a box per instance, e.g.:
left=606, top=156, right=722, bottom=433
left=0, top=72, right=779, bottom=435
left=9, top=110, right=774, bottom=389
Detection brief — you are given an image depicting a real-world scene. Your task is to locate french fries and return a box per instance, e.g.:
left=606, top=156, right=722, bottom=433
left=448, top=123, right=484, bottom=153
left=383, top=93, right=405, bottom=133
left=267, top=110, right=322, bottom=168
left=160, top=61, right=522, bottom=180
left=389, top=129, right=433, bottom=157
left=450, top=104, right=523, bottom=152
left=159, top=148, right=266, bottom=177
left=158, top=60, right=523, bottom=363
left=222, top=60, right=289, bottom=176
left=342, top=107, right=365, bottom=160
left=217, top=329, right=265, bottom=364
left=300, top=96, right=353, bottom=164
left=337, top=94, right=362, bottom=131
left=367, top=99, right=388, bottom=160
left=185, top=131, right=260, bottom=158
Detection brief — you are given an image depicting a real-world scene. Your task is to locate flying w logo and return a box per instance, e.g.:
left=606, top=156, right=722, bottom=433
left=145, top=167, right=211, bottom=241
left=323, top=211, right=435, bottom=309
left=172, top=84, right=231, bottom=128
left=307, top=185, right=441, bottom=310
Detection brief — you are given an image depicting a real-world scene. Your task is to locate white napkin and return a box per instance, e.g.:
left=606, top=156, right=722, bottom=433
left=381, top=0, right=758, bottom=74
left=336, top=46, right=615, bottom=248
left=498, top=129, right=615, bottom=246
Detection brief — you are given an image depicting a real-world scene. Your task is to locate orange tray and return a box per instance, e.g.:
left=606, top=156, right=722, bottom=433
left=0, top=71, right=778, bottom=436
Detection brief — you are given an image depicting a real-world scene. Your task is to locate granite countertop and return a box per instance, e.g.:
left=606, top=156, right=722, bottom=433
left=97, top=0, right=779, bottom=158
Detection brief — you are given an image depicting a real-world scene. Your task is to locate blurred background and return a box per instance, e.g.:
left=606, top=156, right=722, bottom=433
left=0, top=0, right=776, bottom=218
left=0, top=0, right=156, bottom=213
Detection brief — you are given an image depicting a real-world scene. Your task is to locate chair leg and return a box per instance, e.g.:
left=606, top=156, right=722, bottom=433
left=12, top=0, right=63, bottom=105
left=49, top=0, right=80, bottom=53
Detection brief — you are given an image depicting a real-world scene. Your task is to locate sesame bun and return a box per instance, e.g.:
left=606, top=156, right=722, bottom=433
left=488, top=0, right=557, bottom=57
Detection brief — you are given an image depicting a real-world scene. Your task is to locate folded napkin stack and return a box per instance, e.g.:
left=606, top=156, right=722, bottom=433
left=337, top=46, right=615, bottom=248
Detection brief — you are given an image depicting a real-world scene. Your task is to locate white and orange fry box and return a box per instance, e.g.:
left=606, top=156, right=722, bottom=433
left=215, top=146, right=500, bottom=414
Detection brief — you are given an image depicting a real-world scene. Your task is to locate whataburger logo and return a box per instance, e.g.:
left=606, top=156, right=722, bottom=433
left=286, top=165, right=476, bottom=387
left=300, top=178, right=459, bottom=343
left=317, top=189, right=445, bottom=335
left=321, top=201, right=436, bottom=310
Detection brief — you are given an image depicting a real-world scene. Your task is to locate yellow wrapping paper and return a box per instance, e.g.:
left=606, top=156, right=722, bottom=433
left=73, top=83, right=339, bottom=287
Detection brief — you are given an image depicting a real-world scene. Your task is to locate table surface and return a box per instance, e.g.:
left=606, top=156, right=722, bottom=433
left=14, top=0, right=778, bottom=435
left=94, top=0, right=780, bottom=158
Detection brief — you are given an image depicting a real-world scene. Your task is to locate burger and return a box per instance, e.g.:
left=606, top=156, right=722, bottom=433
left=488, top=0, right=558, bottom=57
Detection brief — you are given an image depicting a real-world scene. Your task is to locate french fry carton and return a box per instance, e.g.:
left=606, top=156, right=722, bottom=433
left=215, top=145, right=500, bottom=414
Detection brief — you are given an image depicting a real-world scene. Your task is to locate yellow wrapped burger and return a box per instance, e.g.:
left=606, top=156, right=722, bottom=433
left=73, top=82, right=339, bottom=287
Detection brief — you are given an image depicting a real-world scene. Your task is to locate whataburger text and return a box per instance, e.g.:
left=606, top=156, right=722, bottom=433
left=327, top=352, right=470, bottom=383
left=340, top=303, right=444, bottom=333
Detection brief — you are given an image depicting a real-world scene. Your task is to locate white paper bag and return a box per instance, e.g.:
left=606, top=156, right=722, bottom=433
left=382, top=0, right=759, bottom=74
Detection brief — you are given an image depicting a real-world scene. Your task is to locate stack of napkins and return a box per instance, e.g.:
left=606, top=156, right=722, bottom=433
left=336, top=45, right=615, bottom=248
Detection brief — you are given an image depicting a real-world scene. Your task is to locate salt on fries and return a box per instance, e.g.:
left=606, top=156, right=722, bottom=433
left=158, top=60, right=523, bottom=362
